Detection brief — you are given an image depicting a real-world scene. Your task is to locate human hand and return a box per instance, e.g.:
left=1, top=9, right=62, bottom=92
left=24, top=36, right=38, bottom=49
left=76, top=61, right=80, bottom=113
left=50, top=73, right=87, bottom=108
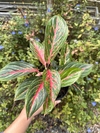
left=31, top=100, right=61, bottom=119
left=21, top=100, right=61, bottom=121
left=4, top=100, right=61, bottom=133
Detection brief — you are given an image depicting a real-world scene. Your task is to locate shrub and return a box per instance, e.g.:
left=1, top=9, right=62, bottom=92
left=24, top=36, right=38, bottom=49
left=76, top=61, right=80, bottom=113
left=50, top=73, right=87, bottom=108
left=0, top=2, right=46, bottom=131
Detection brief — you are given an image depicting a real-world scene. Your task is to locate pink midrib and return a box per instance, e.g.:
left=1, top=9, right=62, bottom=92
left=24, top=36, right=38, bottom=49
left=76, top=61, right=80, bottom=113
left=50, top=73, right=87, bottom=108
left=34, top=42, right=46, bottom=67
left=30, top=82, right=44, bottom=111
left=2, top=68, right=39, bottom=76
left=48, top=18, right=58, bottom=64
left=46, top=70, right=53, bottom=101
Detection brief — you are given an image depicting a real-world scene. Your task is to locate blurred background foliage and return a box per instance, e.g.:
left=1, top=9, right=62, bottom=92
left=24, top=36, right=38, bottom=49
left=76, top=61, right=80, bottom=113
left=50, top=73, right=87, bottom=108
left=0, top=0, right=100, bottom=132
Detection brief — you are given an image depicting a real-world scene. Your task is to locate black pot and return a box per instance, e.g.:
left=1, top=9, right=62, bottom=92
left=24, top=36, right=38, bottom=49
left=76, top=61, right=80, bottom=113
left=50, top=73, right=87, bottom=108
left=56, top=86, right=69, bottom=100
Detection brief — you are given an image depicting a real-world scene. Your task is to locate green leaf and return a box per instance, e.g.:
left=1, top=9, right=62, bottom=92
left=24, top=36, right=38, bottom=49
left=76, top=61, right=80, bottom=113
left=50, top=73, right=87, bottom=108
left=25, top=77, right=47, bottom=118
left=30, top=39, right=46, bottom=67
left=0, top=61, right=39, bottom=81
left=59, top=44, right=70, bottom=66
left=60, top=67, right=82, bottom=87
left=14, top=77, right=35, bottom=101
left=44, top=15, right=68, bottom=64
left=60, top=62, right=93, bottom=78
left=43, top=69, right=61, bottom=114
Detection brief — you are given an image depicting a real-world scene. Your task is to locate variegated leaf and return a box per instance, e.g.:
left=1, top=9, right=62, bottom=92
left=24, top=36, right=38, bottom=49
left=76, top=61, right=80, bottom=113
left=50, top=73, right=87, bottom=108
left=43, top=69, right=61, bottom=114
left=59, top=62, right=93, bottom=78
left=14, top=77, right=35, bottom=101
left=0, top=61, right=39, bottom=81
left=25, top=77, right=47, bottom=118
left=44, top=15, right=68, bottom=64
left=60, top=67, right=82, bottom=87
left=59, top=43, right=70, bottom=66
left=30, top=39, right=46, bottom=67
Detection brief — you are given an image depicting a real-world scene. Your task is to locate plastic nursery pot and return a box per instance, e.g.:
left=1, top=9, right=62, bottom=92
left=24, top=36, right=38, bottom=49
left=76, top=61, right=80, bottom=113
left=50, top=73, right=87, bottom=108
left=56, top=86, right=69, bottom=100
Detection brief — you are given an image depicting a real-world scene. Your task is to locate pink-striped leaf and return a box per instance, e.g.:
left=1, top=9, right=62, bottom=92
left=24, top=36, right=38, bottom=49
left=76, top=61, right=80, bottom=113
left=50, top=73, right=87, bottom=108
left=44, top=15, right=68, bottom=65
left=59, top=44, right=70, bottom=66
left=0, top=61, right=39, bottom=81
left=43, top=69, right=61, bottom=114
left=25, top=77, right=47, bottom=118
left=60, top=67, right=82, bottom=87
left=14, top=77, right=35, bottom=101
left=30, top=38, right=46, bottom=67
left=59, top=62, right=93, bottom=78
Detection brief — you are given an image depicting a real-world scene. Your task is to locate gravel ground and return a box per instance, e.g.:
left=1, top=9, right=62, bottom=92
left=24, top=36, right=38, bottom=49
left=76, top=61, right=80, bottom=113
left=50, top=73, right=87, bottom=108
left=35, top=124, right=100, bottom=133
left=34, top=115, right=69, bottom=133
left=34, top=114, right=100, bottom=133
left=34, top=103, right=100, bottom=133
left=89, top=124, right=100, bottom=133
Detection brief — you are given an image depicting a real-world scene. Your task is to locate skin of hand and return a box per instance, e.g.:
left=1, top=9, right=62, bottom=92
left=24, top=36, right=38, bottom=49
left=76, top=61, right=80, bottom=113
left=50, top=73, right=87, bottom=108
left=4, top=100, right=61, bottom=133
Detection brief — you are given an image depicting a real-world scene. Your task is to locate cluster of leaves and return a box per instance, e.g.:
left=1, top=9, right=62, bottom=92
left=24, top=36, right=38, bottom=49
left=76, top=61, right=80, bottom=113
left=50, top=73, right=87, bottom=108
left=0, top=0, right=100, bottom=132
left=0, top=14, right=93, bottom=119
left=0, top=1, right=46, bottom=66
left=47, top=1, right=100, bottom=132
left=0, top=1, right=46, bottom=131
left=51, top=87, right=100, bottom=133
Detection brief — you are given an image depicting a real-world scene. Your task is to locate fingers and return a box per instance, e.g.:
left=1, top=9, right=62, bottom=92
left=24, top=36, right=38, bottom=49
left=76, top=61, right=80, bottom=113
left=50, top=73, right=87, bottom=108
left=28, top=100, right=61, bottom=120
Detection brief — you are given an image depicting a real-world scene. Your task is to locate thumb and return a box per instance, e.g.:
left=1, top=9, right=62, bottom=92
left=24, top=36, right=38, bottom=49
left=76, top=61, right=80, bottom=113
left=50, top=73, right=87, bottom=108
left=55, top=100, right=61, bottom=105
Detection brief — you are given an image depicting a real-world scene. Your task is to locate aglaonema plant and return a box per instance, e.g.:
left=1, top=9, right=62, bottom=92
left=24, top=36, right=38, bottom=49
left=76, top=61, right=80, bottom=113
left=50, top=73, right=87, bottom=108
left=0, top=15, right=93, bottom=118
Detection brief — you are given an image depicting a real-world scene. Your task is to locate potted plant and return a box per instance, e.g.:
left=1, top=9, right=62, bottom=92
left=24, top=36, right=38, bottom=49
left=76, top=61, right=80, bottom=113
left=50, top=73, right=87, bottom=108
left=0, top=15, right=93, bottom=118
